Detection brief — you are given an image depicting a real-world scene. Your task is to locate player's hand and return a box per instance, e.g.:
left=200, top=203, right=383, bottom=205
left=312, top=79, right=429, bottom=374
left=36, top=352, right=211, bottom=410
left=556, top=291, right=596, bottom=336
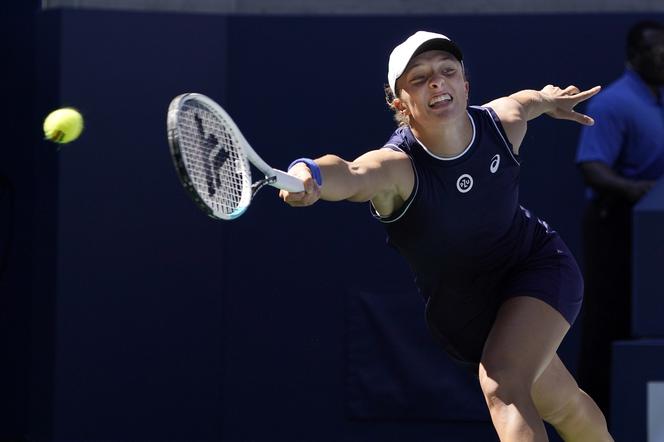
left=279, top=162, right=321, bottom=207
left=541, top=84, right=601, bottom=125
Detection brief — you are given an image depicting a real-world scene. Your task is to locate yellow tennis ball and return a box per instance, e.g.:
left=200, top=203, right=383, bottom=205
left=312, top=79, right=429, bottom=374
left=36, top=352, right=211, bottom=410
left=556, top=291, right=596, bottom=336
left=43, top=107, right=84, bottom=144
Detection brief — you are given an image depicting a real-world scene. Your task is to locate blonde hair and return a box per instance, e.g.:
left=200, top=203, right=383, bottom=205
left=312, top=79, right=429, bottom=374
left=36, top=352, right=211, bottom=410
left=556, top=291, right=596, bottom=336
left=383, top=83, right=409, bottom=127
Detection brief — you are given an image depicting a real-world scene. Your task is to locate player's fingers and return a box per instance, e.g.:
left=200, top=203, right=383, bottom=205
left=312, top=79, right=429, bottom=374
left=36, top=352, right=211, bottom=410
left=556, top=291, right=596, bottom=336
left=280, top=182, right=320, bottom=206
left=302, top=176, right=317, bottom=194
left=575, top=112, right=595, bottom=126
left=280, top=189, right=304, bottom=203
left=573, top=85, right=602, bottom=102
left=302, top=180, right=321, bottom=204
left=560, top=109, right=595, bottom=125
left=287, top=192, right=319, bottom=207
left=279, top=189, right=293, bottom=202
left=563, top=85, right=580, bottom=95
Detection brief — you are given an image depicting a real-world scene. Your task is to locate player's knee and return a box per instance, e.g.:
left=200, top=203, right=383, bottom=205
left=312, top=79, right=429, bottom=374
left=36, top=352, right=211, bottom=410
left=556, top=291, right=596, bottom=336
left=538, top=389, right=579, bottom=425
left=478, top=365, right=531, bottom=409
left=540, top=389, right=612, bottom=441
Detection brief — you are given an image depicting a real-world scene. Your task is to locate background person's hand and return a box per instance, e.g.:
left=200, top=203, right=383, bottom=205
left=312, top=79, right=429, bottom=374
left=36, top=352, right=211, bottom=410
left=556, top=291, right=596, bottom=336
left=625, top=180, right=657, bottom=204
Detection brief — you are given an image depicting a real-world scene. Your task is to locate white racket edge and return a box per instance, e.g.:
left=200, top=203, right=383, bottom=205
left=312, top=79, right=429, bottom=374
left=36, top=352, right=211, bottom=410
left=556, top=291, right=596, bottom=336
left=193, top=94, right=306, bottom=193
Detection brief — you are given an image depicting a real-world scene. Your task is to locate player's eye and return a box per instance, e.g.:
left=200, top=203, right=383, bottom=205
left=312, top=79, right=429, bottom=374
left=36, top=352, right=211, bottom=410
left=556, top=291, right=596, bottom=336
left=442, top=67, right=456, bottom=76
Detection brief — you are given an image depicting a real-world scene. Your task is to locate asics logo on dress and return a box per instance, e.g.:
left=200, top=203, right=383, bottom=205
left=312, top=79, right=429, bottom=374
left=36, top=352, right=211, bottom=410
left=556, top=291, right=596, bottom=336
left=456, top=174, right=473, bottom=193
left=490, top=154, right=500, bottom=173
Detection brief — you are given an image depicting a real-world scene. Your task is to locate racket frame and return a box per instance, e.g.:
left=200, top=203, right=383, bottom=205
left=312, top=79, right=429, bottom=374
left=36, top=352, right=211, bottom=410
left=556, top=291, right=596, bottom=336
left=167, top=93, right=304, bottom=220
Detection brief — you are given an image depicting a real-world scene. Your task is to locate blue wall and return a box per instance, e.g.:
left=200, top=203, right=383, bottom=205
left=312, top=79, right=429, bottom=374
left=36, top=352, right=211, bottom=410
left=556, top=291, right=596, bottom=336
left=5, top=8, right=663, bottom=441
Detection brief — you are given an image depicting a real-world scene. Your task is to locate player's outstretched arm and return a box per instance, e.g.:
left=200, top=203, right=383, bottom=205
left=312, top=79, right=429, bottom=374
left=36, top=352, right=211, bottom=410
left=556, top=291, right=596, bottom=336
left=485, top=84, right=601, bottom=154
left=279, top=148, right=413, bottom=212
left=510, top=84, right=601, bottom=124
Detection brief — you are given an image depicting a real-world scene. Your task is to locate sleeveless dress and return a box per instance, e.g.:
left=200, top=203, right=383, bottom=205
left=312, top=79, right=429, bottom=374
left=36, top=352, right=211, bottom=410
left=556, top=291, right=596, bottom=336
left=371, top=106, right=583, bottom=366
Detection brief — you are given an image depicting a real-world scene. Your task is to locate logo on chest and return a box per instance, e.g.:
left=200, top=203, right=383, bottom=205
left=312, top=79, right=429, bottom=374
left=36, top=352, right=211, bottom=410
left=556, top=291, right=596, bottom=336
left=490, top=154, right=501, bottom=173
left=456, top=174, right=473, bottom=193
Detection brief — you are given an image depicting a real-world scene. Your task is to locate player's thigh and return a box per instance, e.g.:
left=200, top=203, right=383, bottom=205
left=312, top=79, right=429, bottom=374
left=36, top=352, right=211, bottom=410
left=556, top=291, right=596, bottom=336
left=480, top=295, right=570, bottom=383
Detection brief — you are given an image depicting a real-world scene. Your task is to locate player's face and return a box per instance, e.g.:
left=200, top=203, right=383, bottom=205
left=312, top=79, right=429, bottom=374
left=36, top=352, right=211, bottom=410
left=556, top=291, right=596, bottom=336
left=395, top=50, right=469, bottom=126
left=634, top=29, right=664, bottom=86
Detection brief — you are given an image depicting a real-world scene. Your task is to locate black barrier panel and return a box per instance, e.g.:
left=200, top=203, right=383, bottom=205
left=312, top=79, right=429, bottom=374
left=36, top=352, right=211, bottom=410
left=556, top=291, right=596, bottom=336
left=632, top=178, right=664, bottom=337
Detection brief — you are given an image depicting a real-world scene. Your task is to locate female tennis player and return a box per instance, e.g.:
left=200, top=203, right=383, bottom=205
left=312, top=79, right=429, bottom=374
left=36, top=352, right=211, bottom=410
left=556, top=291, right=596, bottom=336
left=281, top=31, right=613, bottom=442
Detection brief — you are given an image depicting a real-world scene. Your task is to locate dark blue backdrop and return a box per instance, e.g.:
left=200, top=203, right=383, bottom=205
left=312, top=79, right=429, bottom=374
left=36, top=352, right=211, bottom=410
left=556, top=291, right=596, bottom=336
left=3, top=7, right=663, bottom=441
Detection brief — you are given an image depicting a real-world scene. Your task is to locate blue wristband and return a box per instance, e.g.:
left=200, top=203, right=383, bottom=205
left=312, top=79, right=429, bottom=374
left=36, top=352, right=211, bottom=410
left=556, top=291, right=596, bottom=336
left=288, top=158, right=323, bottom=186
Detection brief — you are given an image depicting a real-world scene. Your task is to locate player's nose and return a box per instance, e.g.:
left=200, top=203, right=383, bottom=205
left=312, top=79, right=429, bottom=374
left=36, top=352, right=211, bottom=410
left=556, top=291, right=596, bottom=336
left=429, top=75, right=444, bottom=88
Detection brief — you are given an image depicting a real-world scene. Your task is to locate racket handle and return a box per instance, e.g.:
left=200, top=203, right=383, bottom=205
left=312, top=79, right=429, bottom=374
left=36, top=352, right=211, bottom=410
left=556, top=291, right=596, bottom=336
left=270, top=169, right=305, bottom=192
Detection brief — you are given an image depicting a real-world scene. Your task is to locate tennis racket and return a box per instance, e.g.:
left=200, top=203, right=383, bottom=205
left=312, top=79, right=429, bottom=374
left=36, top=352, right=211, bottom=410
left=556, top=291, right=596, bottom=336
left=167, top=93, right=304, bottom=220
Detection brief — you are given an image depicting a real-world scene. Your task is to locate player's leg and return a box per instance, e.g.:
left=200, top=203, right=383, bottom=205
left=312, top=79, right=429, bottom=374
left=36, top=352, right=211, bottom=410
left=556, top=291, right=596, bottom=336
left=532, top=354, right=613, bottom=441
left=478, top=295, right=569, bottom=441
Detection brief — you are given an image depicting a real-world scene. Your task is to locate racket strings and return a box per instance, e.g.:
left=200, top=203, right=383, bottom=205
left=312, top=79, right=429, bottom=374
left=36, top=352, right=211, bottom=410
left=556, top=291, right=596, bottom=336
left=177, top=101, right=250, bottom=216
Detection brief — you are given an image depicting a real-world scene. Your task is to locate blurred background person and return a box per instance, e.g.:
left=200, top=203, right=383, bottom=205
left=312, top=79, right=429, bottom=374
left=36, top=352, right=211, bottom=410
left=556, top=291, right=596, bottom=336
left=575, top=19, right=664, bottom=421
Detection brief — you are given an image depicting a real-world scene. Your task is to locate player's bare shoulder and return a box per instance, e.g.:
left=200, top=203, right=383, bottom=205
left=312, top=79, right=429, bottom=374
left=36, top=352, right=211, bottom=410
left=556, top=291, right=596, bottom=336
left=483, top=97, right=527, bottom=154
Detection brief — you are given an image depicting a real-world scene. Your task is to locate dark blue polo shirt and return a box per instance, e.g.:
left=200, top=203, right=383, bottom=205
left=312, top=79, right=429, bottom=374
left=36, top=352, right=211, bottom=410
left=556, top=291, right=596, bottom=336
left=576, top=69, right=664, bottom=191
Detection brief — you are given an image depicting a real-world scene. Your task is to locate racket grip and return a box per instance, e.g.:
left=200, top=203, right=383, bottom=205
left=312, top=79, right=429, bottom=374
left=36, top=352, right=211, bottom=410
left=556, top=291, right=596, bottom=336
left=270, top=169, right=305, bottom=192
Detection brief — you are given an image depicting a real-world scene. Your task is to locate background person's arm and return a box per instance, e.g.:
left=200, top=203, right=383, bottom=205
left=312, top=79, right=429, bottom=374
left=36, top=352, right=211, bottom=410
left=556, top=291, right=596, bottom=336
left=579, top=161, right=657, bottom=203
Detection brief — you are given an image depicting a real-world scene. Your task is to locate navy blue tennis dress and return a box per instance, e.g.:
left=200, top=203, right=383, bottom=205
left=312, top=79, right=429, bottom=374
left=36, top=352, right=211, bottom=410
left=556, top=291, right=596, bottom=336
left=371, top=105, right=583, bottom=368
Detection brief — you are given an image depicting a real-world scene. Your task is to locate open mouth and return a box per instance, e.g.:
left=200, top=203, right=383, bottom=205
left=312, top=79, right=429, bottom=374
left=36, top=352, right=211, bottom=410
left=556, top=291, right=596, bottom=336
left=429, top=93, right=452, bottom=107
